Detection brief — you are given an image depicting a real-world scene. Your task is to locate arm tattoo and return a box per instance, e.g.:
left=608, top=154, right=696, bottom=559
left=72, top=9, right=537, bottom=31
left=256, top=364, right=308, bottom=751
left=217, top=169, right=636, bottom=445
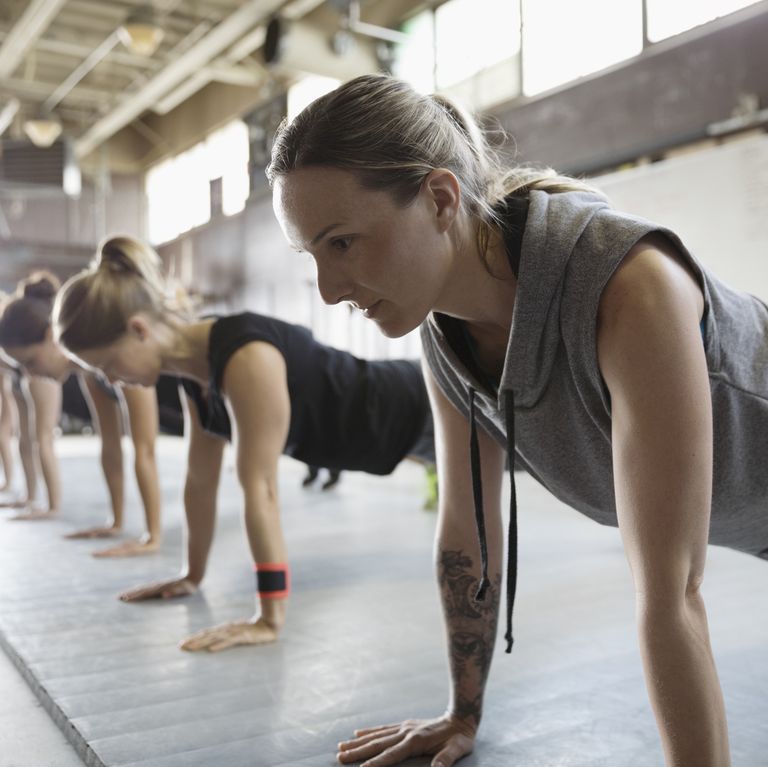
left=439, top=549, right=501, bottom=728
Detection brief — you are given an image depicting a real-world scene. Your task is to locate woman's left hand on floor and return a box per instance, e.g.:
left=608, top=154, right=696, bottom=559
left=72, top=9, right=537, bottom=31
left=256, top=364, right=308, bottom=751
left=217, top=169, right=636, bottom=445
left=92, top=538, right=161, bottom=558
left=179, top=617, right=279, bottom=652
left=64, top=525, right=120, bottom=539
left=9, top=506, right=57, bottom=520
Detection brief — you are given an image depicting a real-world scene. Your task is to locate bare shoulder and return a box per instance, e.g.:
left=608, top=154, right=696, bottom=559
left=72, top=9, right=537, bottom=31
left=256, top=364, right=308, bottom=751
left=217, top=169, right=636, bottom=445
left=598, top=233, right=704, bottom=331
left=219, top=340, right=290, bottom=430
left=221, top=341, right=287, bottom=394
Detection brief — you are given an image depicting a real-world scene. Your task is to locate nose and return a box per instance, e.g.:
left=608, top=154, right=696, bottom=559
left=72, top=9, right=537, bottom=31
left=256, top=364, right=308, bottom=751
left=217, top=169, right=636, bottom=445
left=315, top=260, right=352, bottom=306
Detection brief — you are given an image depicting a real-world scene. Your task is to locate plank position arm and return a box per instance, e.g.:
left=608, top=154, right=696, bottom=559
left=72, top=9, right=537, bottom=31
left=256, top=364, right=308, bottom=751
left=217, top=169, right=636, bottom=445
left=118, top=385, right=224, bottom=601
left=337, top=361, right=506, bottom=767
left=180, top=341, right=291, bottom=652
left=597, top=236, right=729, bottom=767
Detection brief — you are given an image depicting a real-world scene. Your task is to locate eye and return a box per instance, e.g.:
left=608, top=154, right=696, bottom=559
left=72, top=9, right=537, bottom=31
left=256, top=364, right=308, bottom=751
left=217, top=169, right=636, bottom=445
left=330, top=236, right=353, bottom=252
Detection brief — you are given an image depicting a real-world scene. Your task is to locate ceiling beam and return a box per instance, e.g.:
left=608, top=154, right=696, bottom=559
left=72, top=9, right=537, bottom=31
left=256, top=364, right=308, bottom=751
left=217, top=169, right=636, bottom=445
left=74, top=0, right=287, bottom=159
left=9, top=33, right=162, bottom=69
left=0, top=76, right=107, bottom=104
left=0, top=0, right=69, bottom=79
left=152, top=27, right=268, bottom=115
left=0, top=97, right=20, bottom=137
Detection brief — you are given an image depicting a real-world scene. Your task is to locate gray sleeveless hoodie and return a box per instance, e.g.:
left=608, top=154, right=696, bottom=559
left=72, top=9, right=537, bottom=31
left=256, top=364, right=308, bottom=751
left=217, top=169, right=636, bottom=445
left=422, top=189, right=768, bottom=647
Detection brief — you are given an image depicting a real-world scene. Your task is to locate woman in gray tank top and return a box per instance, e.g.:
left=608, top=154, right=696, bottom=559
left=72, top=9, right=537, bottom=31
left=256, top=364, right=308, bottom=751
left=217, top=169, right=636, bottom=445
left=267, top=74, right=759, bottom=767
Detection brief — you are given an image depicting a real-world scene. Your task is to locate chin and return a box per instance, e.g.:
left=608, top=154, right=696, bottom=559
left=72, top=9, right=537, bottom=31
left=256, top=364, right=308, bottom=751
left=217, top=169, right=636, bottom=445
left=374, top=310, right=425, bottom=340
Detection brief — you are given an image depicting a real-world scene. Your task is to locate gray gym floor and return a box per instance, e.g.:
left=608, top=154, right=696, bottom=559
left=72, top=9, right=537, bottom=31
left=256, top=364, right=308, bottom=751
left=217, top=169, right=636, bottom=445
left=0, top=435, right=766, bottom=767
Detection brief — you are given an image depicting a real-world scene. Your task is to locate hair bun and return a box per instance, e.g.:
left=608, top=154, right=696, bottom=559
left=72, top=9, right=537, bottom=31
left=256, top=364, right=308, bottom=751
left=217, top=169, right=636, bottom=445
left=20, top=271, right=60, bottom=303
left=98, top=237, right=143, bottom=275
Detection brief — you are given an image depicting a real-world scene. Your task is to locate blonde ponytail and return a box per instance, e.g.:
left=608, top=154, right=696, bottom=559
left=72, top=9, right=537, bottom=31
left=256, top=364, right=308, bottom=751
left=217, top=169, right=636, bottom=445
left=54, top=235, right=181, bottom=354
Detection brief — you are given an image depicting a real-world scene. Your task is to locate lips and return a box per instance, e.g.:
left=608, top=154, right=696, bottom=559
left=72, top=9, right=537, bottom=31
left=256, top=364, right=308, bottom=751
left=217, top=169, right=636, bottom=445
left=362, top=300, right=382, bottom=319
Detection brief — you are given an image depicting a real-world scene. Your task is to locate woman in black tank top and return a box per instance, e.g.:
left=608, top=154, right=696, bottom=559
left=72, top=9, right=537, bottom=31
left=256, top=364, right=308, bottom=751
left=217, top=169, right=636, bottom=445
left=53, top=235, right=434, bottom=653
left=0, top=272, right=163, bottom=556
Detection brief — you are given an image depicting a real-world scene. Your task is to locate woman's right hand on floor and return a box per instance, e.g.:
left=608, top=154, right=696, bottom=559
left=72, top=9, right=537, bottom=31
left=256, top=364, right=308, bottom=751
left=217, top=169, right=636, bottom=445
left=64, top=524, right=120, bottom=539
left=336, top=714, right=476, bottom=767
left=119, top=576, right=198, bottom=601
left=9, top=506, right=57, bottom=520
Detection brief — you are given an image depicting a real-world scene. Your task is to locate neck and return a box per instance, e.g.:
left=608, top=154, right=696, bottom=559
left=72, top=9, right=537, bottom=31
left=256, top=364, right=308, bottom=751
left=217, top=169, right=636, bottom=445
left=159, top=318, right=214, bottom=384
left=435, top=223, right=516, bottom=332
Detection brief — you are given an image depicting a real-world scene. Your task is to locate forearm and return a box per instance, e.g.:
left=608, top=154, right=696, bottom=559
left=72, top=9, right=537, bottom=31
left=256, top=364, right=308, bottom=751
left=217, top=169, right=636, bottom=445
left=37, top=435, right=61, bottom=512
left=100, top=444, right=124, bottom=526
left=183, top=481, right=218, bottom=583
left=0, top=431, right=13, bottom=487
left=18, top=432, right=37, bottom=502
left=639, top=591, right=730, bottom=767
left=437, top=525, right=503, bottom=731
left=0, top=399, right=14, bottom=486
left=13, top=392, right=37, bottom=502
left=243, top=478, right=288, bottom=629
left=133, top=445, right=162, bottom=540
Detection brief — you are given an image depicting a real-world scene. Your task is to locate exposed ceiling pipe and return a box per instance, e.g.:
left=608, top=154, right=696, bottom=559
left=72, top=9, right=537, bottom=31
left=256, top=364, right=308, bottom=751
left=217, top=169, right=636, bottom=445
left=153, top=27, right=268, bottom=115
left=0, top=31, right=161, bottom=69
left=0, top=0, right=69, bottom=79
left=345, top=0, right=408, bottom=45
left=0, top=98, right=20, bottom=137
left=74, top=0, right=287, bottom=159
left=150, top=0, right=329, bottom=117
left=42, top=31, right=121, bottom=113
left=152, top=64, right=266, bottom=116
left=1, top=77, right=106, bottom=105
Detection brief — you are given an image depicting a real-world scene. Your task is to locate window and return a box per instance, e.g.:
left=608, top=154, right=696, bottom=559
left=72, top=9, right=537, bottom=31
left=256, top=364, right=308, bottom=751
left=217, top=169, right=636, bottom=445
left=287, top=75, right=340, bottom=121
left=435, top=0, right=520, bottom=89
left=394, top=10, right=435, bottom=93
left=205, top=121, right=249, bottom=217
left=522, top=0, right=642, bottom=96
left=646, top=0, right=762, bottom=41
left=146, top=119, right=249, bottom=245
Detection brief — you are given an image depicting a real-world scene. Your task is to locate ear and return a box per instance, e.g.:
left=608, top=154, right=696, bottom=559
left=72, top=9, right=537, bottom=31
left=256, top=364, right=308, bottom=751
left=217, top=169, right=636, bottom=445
left=421, top=169, right=461, bottom=233
left=127, top=315, right=150, bottom=341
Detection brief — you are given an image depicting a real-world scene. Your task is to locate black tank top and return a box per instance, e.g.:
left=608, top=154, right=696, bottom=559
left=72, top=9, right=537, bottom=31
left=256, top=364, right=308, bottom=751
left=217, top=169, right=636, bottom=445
left=181, top=312, right=429, bottom=475
left=155, top=374, right=185, bottom=437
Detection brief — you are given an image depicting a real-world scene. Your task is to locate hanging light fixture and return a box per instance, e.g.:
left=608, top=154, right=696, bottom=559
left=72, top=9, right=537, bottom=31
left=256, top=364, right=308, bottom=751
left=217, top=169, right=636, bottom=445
left=118, top=7, right=164, bottom=57
left=23, top=112, right=62, bottom=147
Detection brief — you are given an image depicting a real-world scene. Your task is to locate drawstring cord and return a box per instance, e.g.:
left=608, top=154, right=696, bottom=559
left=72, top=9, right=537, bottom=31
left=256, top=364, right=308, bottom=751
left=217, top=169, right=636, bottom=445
left=503, top=388, right=518, bottom=654
left=468, top=388, right=490, bottom=602
left=468, top=386, right=519, bottom=654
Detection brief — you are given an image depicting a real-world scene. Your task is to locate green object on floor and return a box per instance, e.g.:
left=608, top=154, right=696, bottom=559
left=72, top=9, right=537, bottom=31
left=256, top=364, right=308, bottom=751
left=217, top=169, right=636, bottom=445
left=423, top=463, right=438, bottom=511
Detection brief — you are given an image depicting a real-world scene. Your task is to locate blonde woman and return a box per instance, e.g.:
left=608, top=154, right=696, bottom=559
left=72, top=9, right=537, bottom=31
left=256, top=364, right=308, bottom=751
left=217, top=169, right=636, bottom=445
left=0, top=273, right=161, bottom=554
left=264, top=73, right=768, bottom=767
left=52, top=235, right=435, bottom=651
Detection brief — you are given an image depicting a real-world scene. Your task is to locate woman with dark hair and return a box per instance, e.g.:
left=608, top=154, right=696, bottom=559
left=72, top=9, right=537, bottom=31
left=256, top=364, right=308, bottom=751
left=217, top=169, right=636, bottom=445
left=0, top=272, right=162, bottom=555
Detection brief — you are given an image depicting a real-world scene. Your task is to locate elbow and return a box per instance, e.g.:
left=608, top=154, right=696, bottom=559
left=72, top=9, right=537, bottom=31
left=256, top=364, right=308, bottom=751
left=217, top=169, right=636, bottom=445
left=133, top=441, right=156, bottom=467
left=35, top=427, right=53, bottom=447
left=242, top=474, right=280, bottom=510
left=635, top=571, right=708, bottom=634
